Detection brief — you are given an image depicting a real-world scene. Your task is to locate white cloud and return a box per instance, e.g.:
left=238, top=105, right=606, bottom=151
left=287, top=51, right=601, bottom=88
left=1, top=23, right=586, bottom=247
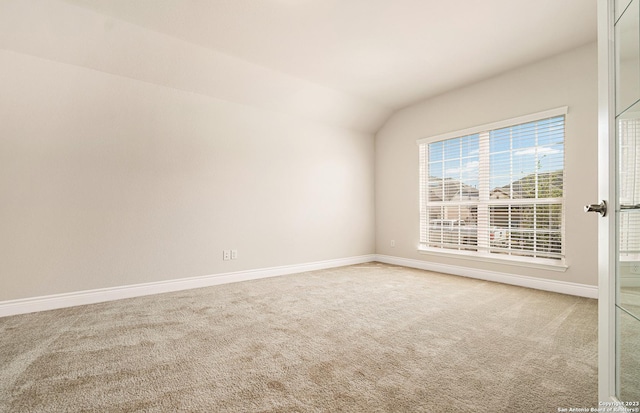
left=445, top=160, right=479, bottom=175
left=514, top=147, right=561, bottom=157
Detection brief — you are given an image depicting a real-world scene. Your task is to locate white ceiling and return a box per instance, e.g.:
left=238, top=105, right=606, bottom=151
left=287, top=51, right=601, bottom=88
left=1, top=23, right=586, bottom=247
left=63, top=0, right=597, bottom=110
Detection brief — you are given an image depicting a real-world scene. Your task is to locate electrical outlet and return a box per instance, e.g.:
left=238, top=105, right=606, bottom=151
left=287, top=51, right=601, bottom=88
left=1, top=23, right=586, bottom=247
left=631, top=262, right=640, bottom=274
left=231, top=250, right=238, bottom=260
left=223, top=250, right=231, bottom=261
left=390, top=240, right=396, bottom=247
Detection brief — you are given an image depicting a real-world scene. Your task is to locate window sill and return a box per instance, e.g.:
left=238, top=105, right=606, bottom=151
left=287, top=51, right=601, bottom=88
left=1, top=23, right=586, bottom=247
left=417, top=247, right=568, bottom=272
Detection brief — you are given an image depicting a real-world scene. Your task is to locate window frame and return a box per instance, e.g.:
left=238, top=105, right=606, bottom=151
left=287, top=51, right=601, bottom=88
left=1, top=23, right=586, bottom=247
left=417, top=107, right=569, bottom=271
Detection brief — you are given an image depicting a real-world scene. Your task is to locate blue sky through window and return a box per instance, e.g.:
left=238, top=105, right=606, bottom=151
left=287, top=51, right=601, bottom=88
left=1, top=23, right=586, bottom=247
left=489, top=117, right=564, bottom=188
left=429, top=116, right=564, bottom=191
left=429, top=134, right=480, bottom=190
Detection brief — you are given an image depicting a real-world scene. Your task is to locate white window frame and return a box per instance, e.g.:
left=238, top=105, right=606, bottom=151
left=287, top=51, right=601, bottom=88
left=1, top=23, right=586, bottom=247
left=417, top=107, right=569, bottom=271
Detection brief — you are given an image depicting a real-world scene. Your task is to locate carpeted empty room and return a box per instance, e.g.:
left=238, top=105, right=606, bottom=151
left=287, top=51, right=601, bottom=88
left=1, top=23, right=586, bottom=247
left=0, top=263, right=597, bottom=412
left=2, top=1, right=609, bottom=411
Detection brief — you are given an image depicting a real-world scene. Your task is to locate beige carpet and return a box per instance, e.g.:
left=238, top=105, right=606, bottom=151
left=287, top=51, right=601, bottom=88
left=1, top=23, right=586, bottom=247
left=0, top=262, right=597, bottom=412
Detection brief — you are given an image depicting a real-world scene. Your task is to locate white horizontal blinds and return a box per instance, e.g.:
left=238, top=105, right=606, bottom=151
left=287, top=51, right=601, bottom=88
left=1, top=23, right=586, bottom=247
left=486, top=116, right=565, bottom=259
left=421, top=134, right=480, bottom=251
left=619, top=118, right=640, bottom=259
left=419, top=114, right=565, bottom=261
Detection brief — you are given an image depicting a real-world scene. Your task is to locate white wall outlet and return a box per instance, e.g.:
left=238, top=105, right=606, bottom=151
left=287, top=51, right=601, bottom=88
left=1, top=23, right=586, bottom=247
left=631, top=262, right=640, bottom=274
left=390, top=240, right=396, bottom=247
left=223, top=250, right=231, bottom=261
left=231, top=249, right=238, bottom=260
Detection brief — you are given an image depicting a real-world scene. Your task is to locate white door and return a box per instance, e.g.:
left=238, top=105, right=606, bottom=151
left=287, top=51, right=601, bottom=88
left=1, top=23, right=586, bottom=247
left=597, top=0, right=640, bottom=403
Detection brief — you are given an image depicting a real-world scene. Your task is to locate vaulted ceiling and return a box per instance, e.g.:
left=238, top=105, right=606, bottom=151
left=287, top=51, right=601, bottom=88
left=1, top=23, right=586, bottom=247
left=64, top=0, right=597, bottom=110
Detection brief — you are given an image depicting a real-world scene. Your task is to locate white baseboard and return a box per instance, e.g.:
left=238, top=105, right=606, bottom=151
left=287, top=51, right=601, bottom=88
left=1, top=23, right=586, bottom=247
left=0, top=253, right=598, bottom=318
left=374, top=254, right=598, bottom=299
left=0, top=255, right=376, bottom=318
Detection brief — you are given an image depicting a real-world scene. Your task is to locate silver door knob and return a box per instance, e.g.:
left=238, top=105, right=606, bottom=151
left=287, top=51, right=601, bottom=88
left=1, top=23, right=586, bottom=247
left=584, top=200, right=607, bottom=217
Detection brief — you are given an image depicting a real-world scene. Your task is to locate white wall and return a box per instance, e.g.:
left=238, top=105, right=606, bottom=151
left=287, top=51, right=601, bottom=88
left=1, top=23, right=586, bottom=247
left=0, top=0, right=599, bottom=303
left=0, top=1, right=376, bottom=301
left=375, top=43, right=599, bottom=286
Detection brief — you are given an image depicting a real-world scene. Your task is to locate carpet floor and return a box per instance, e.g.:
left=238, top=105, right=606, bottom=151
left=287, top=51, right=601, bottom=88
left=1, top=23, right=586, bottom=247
left=0, top=262, right=598, bottom=412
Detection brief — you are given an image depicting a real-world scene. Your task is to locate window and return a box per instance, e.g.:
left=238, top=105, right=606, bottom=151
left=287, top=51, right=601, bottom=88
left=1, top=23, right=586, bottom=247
left=418, top=107, right=566, bottom=264
left=619, top=115, right=640, bottom=261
